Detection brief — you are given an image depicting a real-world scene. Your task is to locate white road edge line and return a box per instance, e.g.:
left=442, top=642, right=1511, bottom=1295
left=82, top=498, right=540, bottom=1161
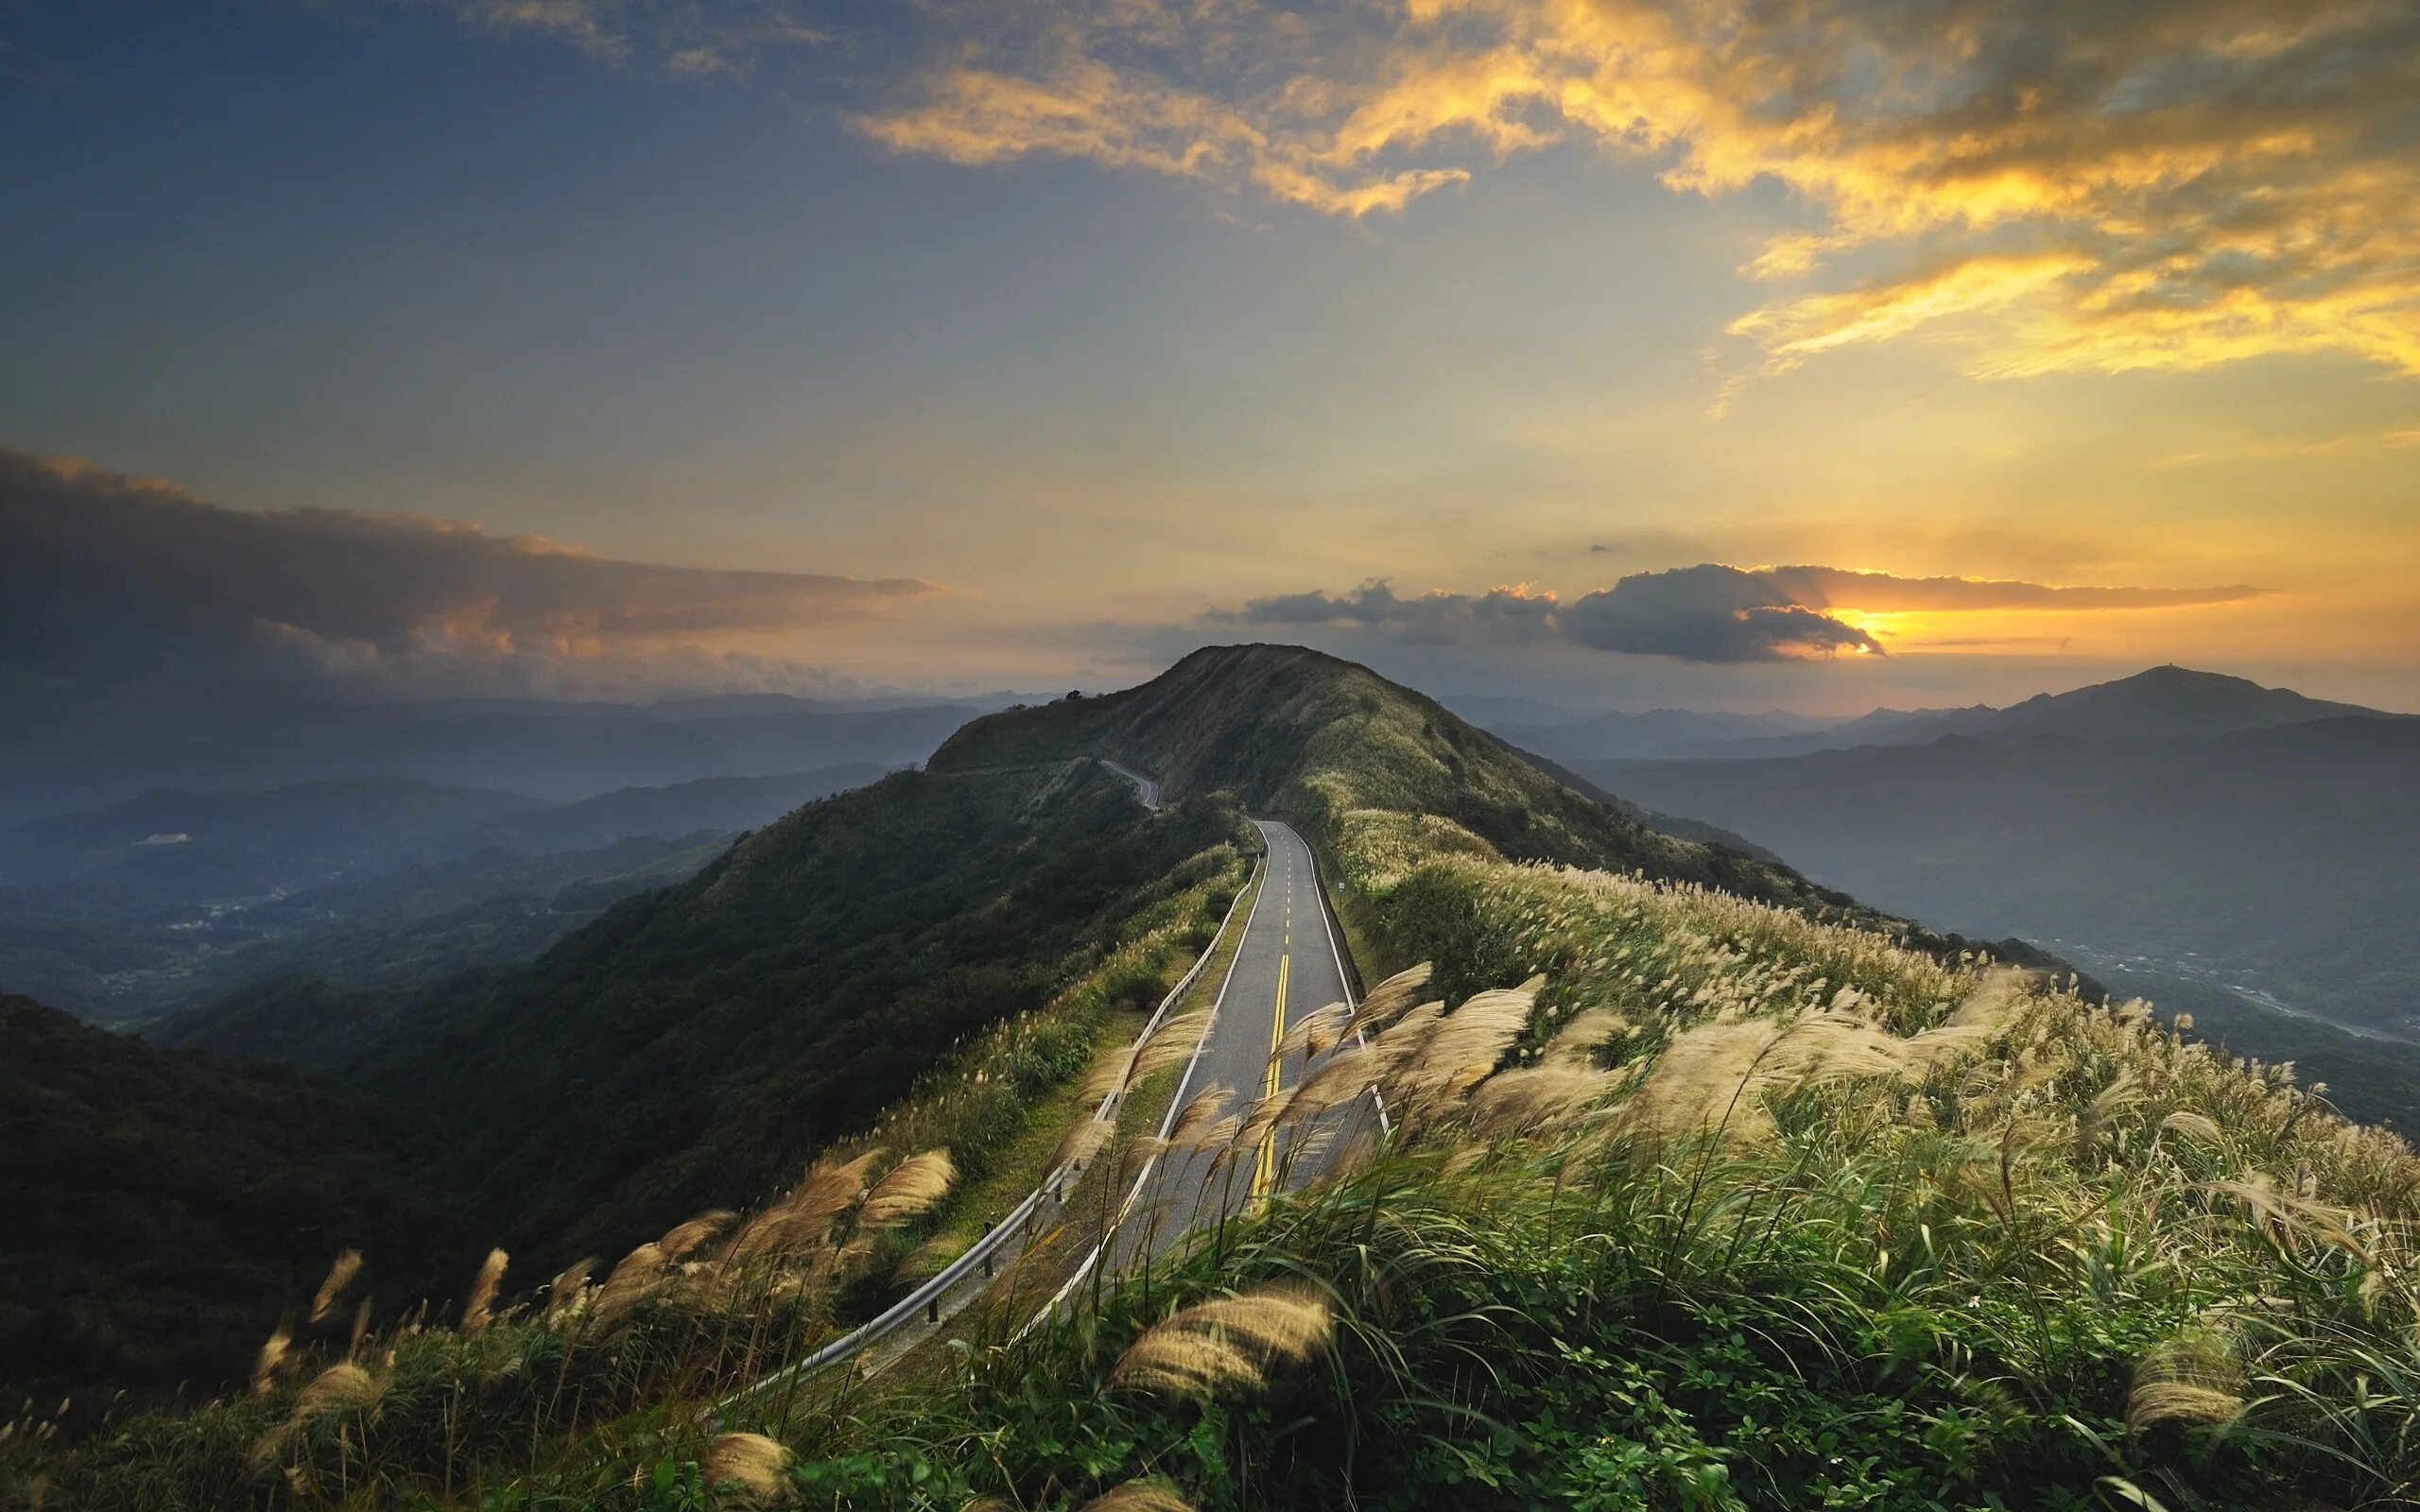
left=711, top=801, right=1256, bottom=1413
left=1302, top=828, right=1392, bottom=1136
left=1022, top=817, right=1276, bottom=1333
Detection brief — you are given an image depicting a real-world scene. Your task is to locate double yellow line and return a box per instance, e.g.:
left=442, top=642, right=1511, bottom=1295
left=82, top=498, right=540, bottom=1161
left=1251, top=953, right=1289, bottom=1200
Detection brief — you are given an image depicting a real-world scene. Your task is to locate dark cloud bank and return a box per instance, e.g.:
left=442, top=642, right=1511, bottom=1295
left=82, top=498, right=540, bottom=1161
left=0, top=446, right=938, bottom=700
left=1224, top=564, right=2264, bottom=664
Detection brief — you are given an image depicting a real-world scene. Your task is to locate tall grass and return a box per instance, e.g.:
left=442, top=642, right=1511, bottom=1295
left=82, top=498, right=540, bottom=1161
left=2, top=842, right=1250, bottom=1511
left=17, top=732, right=2416, bottom=1507
left=737, top=808, right=2420, bottom=1510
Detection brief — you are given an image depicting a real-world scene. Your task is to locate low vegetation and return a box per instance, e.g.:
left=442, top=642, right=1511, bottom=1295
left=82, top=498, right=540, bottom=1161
left=1, top=759, right=1249, bottom=1428
left=9, top=646, right=2414, bottom=1508
left=0, top=996, right=467, bottom=1422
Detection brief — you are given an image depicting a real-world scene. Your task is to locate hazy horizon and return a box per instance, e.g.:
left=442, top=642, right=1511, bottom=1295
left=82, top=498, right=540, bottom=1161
left=7, top=0, right=2417, bottom=718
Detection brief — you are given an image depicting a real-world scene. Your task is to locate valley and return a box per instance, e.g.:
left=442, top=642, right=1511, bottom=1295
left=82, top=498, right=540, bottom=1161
left=5, top=647, right=2417, bottom=1512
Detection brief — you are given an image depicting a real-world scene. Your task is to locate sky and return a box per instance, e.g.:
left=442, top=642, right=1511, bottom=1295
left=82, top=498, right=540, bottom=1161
left=2, top=0, right=2415, bottom=715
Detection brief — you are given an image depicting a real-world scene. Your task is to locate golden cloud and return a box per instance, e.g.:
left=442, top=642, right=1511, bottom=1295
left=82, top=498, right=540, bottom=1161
left=1220, top=563, right=2267, bottom=662
left=852, top=0, right=2420, bottom=383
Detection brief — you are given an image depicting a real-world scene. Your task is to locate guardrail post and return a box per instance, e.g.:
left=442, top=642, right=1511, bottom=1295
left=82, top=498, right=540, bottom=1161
left=926, top=1298, right=940, bottom=1325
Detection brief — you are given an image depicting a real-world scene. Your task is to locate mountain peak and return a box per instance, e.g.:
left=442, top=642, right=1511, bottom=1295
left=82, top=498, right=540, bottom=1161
left=1994, top=663, right=2382, bottom=740
left=932, top=642, right=1864, bottom=915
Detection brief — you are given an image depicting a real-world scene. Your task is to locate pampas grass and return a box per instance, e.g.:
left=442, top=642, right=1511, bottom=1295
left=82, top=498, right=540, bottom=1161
left=1465, top=1063, right=1625, bottom=1136
left=1168, top=1084, right=1235, bottom=1146
left=1231, top=1089, right=1298, bottom=1159
left=1111, top=1284, right=1332, bottom=1401
left=859, top=1150, right=958, bottom=1229
left=726, top=1151, right=882, bottom=1267
left=1052, top=1117, right=1116, bottom=1176
left=541, top=1257, right=596, bottom=1325
left=1285, top=1044, right=1382, bottom=1119
left=2128, top=1330, right=2245, bottom=1433
left=1131, top=1013, right=1208, bottom=1084
left=1274, top=1002, right=1349, bottom=1064
left=251, top=1328, right=291, bottom=1396
left=1340, top=961, right=1435, bottom=1040
left=591, top=1243, right=667, bottom=1326
left=289, top=1363, right=381, bottom=1424
left=659, top=1210, right=735, bottom=1262
left=459, top=1248, right=508, bottom=1335
left=703, top=1431, right=794, bottom=1501
left=1077, top=1477, right=1193, bottom=1511
left=1082, top=1044, right=1142, bottom=1104
left=309, top=1249, right=363, bottom=1326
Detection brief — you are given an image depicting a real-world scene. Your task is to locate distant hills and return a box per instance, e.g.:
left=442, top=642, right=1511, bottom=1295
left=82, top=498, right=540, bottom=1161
left=1500, top=665, right=2392, bottom=763
left=1581, top=673, right=2418, bottom=1036
left=6, top=756, right=1245, bottom=1411
left=0, top=692, right=994, bottom=827
left=1473, top=703, right=1836, bottom=761
left=0, top=765, right=890, bottom=900
left=0, top=765, right=885, bottom=1022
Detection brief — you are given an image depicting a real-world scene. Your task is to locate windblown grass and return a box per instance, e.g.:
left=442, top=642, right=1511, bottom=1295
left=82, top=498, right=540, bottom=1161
left=18, top=663, right=2418, bottom=1508
left=2, top=839, right=1251, bottom=1510
left=740, top=799, right=2420, bottom=1510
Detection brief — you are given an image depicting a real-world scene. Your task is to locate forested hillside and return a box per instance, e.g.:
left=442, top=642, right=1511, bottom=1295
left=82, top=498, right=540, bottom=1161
left=0, top=995, right=465, bottom=1415
left=1591, top=714, right=2420, bottom=1032
left=1, top=759, right=1250, bottom=1427
left=14, top=647, right=2416, bottom=1511
left=344, top=762, right=1247, bottom=1263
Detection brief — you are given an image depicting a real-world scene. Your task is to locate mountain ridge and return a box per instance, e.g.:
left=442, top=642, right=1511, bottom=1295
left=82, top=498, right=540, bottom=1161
left=932, top=644, right=1877, bottom=917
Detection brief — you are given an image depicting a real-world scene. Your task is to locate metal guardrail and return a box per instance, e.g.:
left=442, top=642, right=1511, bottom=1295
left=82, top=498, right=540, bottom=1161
left=1026, top=812, right=1384, bottom=1332
left=1024, top=825, right=1274, bottom=1330
left=717, top=804, right=1257, bottom=1410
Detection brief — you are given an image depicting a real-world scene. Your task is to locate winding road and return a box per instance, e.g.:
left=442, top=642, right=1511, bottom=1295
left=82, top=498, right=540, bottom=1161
left=723, top=759, right=1366, bottom=1405
left=1093, top=815, right=1372, bottom=1275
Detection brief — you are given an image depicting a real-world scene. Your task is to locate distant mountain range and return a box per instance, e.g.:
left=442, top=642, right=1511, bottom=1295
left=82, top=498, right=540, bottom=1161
left=1487, top=665, right=2391, bottom=764
left=1474, top=704, right=1836, bottom=761
left=1574, top=670, right=2417, bottom=1035
left=0, top=693, right=1000, bottom=827
left=0, top=766, right=888, bottom=902
left=0, top=765, right=886, bottom=1022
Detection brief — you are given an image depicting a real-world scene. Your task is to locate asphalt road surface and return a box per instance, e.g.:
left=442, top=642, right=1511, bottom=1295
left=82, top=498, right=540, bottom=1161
left=728, top=766, right=1369, bottom=1399
left=1105, top=816, right=1375, bottom=1271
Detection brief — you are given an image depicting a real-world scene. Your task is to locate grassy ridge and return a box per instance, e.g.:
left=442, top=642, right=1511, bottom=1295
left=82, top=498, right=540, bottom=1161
left=932, top=645, right=1868, bottom=913
left=0, top=996, right=468, bottom=1423
left=13, top=647, right=2415, bottom=1508
left=3, top=771, right=1255, bottom=1507
left=755, top=648, right=2420, bottom=1508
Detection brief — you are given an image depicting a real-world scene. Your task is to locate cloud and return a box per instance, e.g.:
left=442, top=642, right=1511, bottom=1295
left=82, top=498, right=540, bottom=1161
left=1216, top=579, right=1559, bottom=645
left=424, top=0, right=829, bottom=77
left=1757, top=566, right=2266, bottom=612
left=840, top=0, right=2420, bottom=385
left=1558, top=567, right=1886, bottom=662
left=0, top=445, right=939, bottom=698
left=1220, top=562, right=2267, bottom=664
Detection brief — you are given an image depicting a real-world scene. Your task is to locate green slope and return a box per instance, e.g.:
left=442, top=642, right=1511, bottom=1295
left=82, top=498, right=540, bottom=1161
left=0, top=995, right=466, bottom=1418
left=933, top=643, right=1863, bottom=911
left=20, top=645, right=2415, bottom=1511
left=1, top=756, right=1247, bottom=1429
left=342, top=761, right=1246, bottom=1265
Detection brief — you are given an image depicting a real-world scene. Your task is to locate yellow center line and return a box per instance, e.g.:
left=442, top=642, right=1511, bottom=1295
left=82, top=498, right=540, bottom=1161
left=1253, top=953, right=1289, bottom=1200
